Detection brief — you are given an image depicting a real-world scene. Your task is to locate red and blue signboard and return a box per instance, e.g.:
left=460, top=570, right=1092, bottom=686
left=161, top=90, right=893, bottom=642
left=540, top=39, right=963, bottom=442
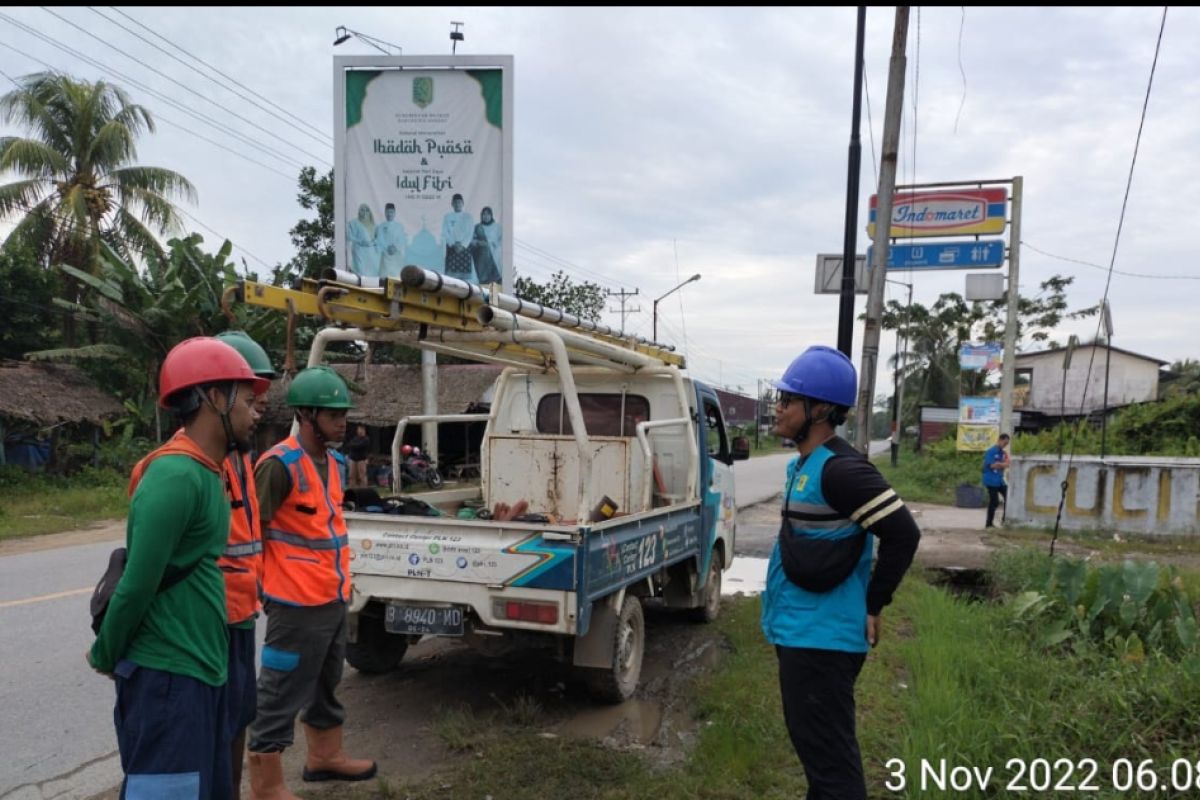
left=868, top=187, right=1008, bottom=238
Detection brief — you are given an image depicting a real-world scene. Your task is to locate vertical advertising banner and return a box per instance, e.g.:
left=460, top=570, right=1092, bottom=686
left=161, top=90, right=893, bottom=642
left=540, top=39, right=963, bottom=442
left=957, top=396, right=1001, bottom=452
left=336, top=57, right=513, bottom=288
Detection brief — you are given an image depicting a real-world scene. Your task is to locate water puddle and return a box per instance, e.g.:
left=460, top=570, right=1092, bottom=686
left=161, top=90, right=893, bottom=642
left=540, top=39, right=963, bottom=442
left=722, top=556, right=768, bottom=595
left=559, top=698, right=666, bottom=743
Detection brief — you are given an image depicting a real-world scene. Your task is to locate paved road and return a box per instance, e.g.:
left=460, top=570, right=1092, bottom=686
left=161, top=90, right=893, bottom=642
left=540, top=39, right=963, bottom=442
left=1, top=454, right=804, bottom=799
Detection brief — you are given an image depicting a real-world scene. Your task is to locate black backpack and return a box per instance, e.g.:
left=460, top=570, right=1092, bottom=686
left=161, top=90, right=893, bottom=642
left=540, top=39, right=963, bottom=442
left=89, top=548, right=200, bottom=635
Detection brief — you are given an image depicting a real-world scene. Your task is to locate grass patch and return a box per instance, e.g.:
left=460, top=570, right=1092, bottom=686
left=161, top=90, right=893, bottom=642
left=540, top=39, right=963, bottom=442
left=336, top=570, right=1200, bottom=800
left=874, top=442, right=981, bottom=505
left=0, top=466, right=128, bottom=539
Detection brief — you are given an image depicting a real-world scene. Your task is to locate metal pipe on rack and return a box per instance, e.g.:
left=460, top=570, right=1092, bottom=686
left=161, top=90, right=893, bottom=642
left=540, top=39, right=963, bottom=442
left=478, top=307, right=661, bottom=371
left=400, top=265, right=676, bottom=352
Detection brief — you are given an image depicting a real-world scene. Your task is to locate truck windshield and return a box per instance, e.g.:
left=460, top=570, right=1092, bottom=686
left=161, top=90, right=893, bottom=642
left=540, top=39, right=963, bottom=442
left=536, top=393, right=651, bottom=437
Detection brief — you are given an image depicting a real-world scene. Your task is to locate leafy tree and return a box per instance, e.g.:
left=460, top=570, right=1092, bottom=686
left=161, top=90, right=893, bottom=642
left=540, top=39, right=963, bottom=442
left=0, top=72, right=195, bottom=271
left=513, top=269, right=606, bottom=322
left=274, top=166, right=334, bottom=284
left=1161, top=359, right=1200, bottom=399
left=27, top=234, right=274, bottom=432
left=0, top=246, right=61, bottom=359
left=881, top=274, right=1096, bottom=417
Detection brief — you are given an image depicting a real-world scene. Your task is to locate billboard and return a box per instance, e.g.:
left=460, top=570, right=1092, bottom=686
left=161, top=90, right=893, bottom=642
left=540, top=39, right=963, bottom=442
left=867, top=187, right=1008, bottom=238
left=959, top=343, right=1003, bottom=372
left=334, top=56, right=514, bottom=287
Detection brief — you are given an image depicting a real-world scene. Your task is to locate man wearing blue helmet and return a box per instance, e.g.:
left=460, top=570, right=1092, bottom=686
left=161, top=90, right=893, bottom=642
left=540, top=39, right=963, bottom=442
left=761, top=345, right=921, bottom=800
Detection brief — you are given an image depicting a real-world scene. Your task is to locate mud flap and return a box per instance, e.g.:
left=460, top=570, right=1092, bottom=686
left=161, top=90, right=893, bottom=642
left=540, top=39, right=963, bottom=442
left=572, top=589, right=623, bottom=669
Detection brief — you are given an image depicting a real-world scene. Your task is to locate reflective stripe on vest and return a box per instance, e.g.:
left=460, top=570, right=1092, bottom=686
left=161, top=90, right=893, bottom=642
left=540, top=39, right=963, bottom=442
left=257, top=436, right=350, bottom=605
left=219, top=451, right=263, bottom=624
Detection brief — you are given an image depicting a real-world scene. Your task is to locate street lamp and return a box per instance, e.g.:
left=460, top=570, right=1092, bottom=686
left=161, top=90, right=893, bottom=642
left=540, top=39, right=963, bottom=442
left=333, top=26, right=402, bottom=55
left=652, top=273, right=701, bottom=343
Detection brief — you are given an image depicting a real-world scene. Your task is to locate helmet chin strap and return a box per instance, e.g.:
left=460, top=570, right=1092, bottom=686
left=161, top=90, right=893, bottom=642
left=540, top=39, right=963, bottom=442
left=301, top=409, right=330, bottom=449
left=197, top=383, right=240, bottom=453
left=794, top=397, right=838, bottom=445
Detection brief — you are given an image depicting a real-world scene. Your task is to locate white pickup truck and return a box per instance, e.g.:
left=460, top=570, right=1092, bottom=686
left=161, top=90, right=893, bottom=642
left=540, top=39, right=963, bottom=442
left=233, top=267, right=748, bottom=702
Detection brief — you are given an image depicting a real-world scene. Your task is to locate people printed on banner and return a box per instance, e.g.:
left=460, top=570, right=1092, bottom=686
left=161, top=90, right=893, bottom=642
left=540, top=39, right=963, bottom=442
left=470, top=206, right=502, bottom=285
left=347, top=203, right=379, bottom=277
left=374, top=203, right=408, bottom=279
left=441, top=193, right=475, bottom=281
left=348, top=197, right=505, bottom=286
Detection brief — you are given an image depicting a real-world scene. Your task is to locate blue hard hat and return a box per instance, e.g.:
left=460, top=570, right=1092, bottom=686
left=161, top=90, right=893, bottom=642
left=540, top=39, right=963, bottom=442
left=772, top=346, right=857, bottom=408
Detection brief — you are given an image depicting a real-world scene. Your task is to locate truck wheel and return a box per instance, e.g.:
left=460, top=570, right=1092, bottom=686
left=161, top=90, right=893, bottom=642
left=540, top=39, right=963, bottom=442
left=689, top=557, right=722, bottom=623
left=584, top=595, right=644, bottom=704
left=345, top=614, right=408, bottom=674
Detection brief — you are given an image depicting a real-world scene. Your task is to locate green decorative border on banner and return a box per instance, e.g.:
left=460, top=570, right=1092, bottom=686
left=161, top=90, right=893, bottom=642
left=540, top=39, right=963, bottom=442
left=345, top=71, right=381, bottom=129
left=468, top=69, right=503, bottom=129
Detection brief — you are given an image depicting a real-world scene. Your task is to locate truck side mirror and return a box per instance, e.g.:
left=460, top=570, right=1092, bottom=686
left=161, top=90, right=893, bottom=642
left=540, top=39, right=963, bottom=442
left=731, top=436, right=751, bottom=461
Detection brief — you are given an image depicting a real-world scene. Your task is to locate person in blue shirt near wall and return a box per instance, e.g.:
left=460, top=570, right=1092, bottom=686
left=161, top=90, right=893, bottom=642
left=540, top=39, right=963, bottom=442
left=761, top=345, right=921, bottom=800
left=982, top=432, right=1011, bottom=528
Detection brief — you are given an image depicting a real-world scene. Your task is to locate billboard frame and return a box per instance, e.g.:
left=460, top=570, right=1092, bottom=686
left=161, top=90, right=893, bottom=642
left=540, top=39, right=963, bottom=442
left=333, top=55, right=515, bottom=287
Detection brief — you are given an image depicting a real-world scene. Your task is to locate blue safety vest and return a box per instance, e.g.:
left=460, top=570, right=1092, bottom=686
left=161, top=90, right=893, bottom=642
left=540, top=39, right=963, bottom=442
left=760, top=446, right=875, bottom=653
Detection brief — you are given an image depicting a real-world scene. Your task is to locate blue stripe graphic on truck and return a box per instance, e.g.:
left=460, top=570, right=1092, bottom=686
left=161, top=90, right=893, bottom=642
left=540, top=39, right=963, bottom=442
left=506, top=534, right=575, bottom=589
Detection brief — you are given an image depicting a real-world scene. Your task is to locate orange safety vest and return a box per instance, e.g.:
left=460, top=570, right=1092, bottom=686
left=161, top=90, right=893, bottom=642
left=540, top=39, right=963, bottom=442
left=127, top=430, right=222, bottom=496
left=218, top=451, right=263, bottom=624
left=257, top=436, right=350, bottom=606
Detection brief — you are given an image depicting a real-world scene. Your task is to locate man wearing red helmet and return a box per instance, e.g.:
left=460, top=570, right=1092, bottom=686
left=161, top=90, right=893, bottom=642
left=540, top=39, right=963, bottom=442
left=88, top=337, right=266, bottom=800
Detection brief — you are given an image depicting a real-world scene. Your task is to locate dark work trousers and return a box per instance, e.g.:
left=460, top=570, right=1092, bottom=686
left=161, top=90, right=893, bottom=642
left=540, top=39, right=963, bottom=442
left=247, top=600, right=348, bottom=753
left=776, top=646, right=868, bottom=800
left=986, top=484, right=1008, bottom=527
left=113, top=659, right=232, bottom=800
left=225, top=625, right=258, bottom=738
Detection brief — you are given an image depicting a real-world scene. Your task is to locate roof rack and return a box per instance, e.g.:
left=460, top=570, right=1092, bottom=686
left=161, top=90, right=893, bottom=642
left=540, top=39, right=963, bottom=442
left=224, top=266, right=686, bottom=371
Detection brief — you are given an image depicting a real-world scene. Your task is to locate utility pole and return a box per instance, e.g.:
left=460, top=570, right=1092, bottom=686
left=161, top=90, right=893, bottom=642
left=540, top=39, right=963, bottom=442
left=607, top=287, right=640, bottom=334
left=888, top=278, right=913, bottom=466
left=854, top=7, right=909, bottom=455
left=838, top=6, right=868, bottom=357
left=755, top=378, right=762, bottom=450
left=998, top=176, right=1023, bottom=438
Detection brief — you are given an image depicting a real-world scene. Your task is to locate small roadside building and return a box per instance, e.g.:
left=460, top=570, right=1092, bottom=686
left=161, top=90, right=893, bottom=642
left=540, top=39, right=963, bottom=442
left=1014, top=344, right=1168, bottom=428
left=0, top=360, right=125, bottom=468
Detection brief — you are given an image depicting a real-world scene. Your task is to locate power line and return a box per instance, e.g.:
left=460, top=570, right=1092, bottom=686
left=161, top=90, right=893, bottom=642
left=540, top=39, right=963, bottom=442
left=1021, top=239, right=1198, bottom=280
left=1051, top=6, right=1168, bottom=553
left=0, top=37, right=297, bottom=181
left=514, top=238, right=618, bottom=288
left=91, top=6, right=332, bottom=148
left=953, top=6, right=969, bottom=134
left=0, top=15, right=310, bottom=173
left=38, top=6, right=331, bottom=166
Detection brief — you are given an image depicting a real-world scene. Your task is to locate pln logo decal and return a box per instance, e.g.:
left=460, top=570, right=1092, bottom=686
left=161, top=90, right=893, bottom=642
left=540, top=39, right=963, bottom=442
left=412, top=77, right=433, bottom=109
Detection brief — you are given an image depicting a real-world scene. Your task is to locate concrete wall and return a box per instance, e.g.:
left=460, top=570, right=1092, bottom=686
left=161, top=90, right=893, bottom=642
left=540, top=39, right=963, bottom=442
left=1018, top=348, right=1159, bottom=415
left=1009, top=455, right=1200, bottom=535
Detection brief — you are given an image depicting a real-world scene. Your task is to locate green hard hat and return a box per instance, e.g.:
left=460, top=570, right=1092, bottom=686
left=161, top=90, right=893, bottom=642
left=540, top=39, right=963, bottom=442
left=214, top=330, right=276, bottom=379
left=287, top=366, right=353, bottom=409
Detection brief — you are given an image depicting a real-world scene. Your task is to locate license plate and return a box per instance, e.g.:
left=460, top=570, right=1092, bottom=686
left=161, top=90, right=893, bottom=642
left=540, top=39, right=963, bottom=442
left=384, top=603, right=465, bottom=636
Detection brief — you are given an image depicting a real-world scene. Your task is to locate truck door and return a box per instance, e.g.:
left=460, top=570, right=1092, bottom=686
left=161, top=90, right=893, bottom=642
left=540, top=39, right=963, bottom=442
left=698, top=388, right=736, bottom=568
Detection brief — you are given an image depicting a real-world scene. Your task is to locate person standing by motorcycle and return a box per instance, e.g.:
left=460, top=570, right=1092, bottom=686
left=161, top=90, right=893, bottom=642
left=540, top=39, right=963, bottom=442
left=245, top=366, right=377, bottom=798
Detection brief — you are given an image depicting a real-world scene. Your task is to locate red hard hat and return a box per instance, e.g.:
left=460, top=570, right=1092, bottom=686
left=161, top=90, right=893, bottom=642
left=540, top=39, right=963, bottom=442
left=158, top=337, right=270, bottom=408
left=401, top=444, right=413, bottom=456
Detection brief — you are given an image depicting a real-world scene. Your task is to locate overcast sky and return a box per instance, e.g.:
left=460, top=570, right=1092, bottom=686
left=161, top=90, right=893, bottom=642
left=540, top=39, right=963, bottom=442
left=1, top=6, right=1196, bottom=396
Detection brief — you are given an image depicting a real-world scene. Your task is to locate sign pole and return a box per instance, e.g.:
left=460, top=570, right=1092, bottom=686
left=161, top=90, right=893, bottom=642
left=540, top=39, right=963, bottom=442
left=999, top=175, right=1022, bottom=437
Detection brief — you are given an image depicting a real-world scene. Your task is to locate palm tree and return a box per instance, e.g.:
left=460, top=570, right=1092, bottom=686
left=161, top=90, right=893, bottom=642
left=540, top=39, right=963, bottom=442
left=0, top=72, right=195, bottom=272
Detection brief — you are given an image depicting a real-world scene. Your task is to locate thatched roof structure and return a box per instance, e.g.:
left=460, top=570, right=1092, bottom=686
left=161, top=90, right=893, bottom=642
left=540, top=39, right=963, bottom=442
left=261, top=363, right=503, bottom=427
left=0, top=360, right=125, bottom=426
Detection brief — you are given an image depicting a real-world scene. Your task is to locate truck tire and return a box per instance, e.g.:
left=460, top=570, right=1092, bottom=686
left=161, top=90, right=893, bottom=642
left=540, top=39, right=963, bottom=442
left=689, top=557, right=722, bottom=623
left=584, top=595, right=644, bottom=704
left=345, top=613, right=408, bottom=674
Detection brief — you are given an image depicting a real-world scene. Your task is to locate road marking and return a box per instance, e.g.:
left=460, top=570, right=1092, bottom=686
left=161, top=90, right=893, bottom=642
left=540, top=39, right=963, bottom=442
left=0, top=587, right=91, bottom=609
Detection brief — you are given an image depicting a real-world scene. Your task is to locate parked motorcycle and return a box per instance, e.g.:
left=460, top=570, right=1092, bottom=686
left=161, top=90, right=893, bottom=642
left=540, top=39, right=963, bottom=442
left=399, top=444, right=444, bottom=489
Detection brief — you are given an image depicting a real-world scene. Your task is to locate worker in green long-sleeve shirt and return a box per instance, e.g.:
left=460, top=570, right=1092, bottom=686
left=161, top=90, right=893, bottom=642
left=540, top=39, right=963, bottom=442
left=87, top=337, right=266, bottom=800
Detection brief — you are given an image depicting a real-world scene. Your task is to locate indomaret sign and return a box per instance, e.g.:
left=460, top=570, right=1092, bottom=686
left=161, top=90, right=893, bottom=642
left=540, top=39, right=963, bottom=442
left=867, top=187, right=1008, bottom=238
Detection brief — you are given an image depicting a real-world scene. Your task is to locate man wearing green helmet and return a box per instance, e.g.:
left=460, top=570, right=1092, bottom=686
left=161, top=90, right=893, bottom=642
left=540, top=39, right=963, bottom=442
left=213, top=331, right=277, bottom=799
left=246, top=366, right=376, bottom=799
